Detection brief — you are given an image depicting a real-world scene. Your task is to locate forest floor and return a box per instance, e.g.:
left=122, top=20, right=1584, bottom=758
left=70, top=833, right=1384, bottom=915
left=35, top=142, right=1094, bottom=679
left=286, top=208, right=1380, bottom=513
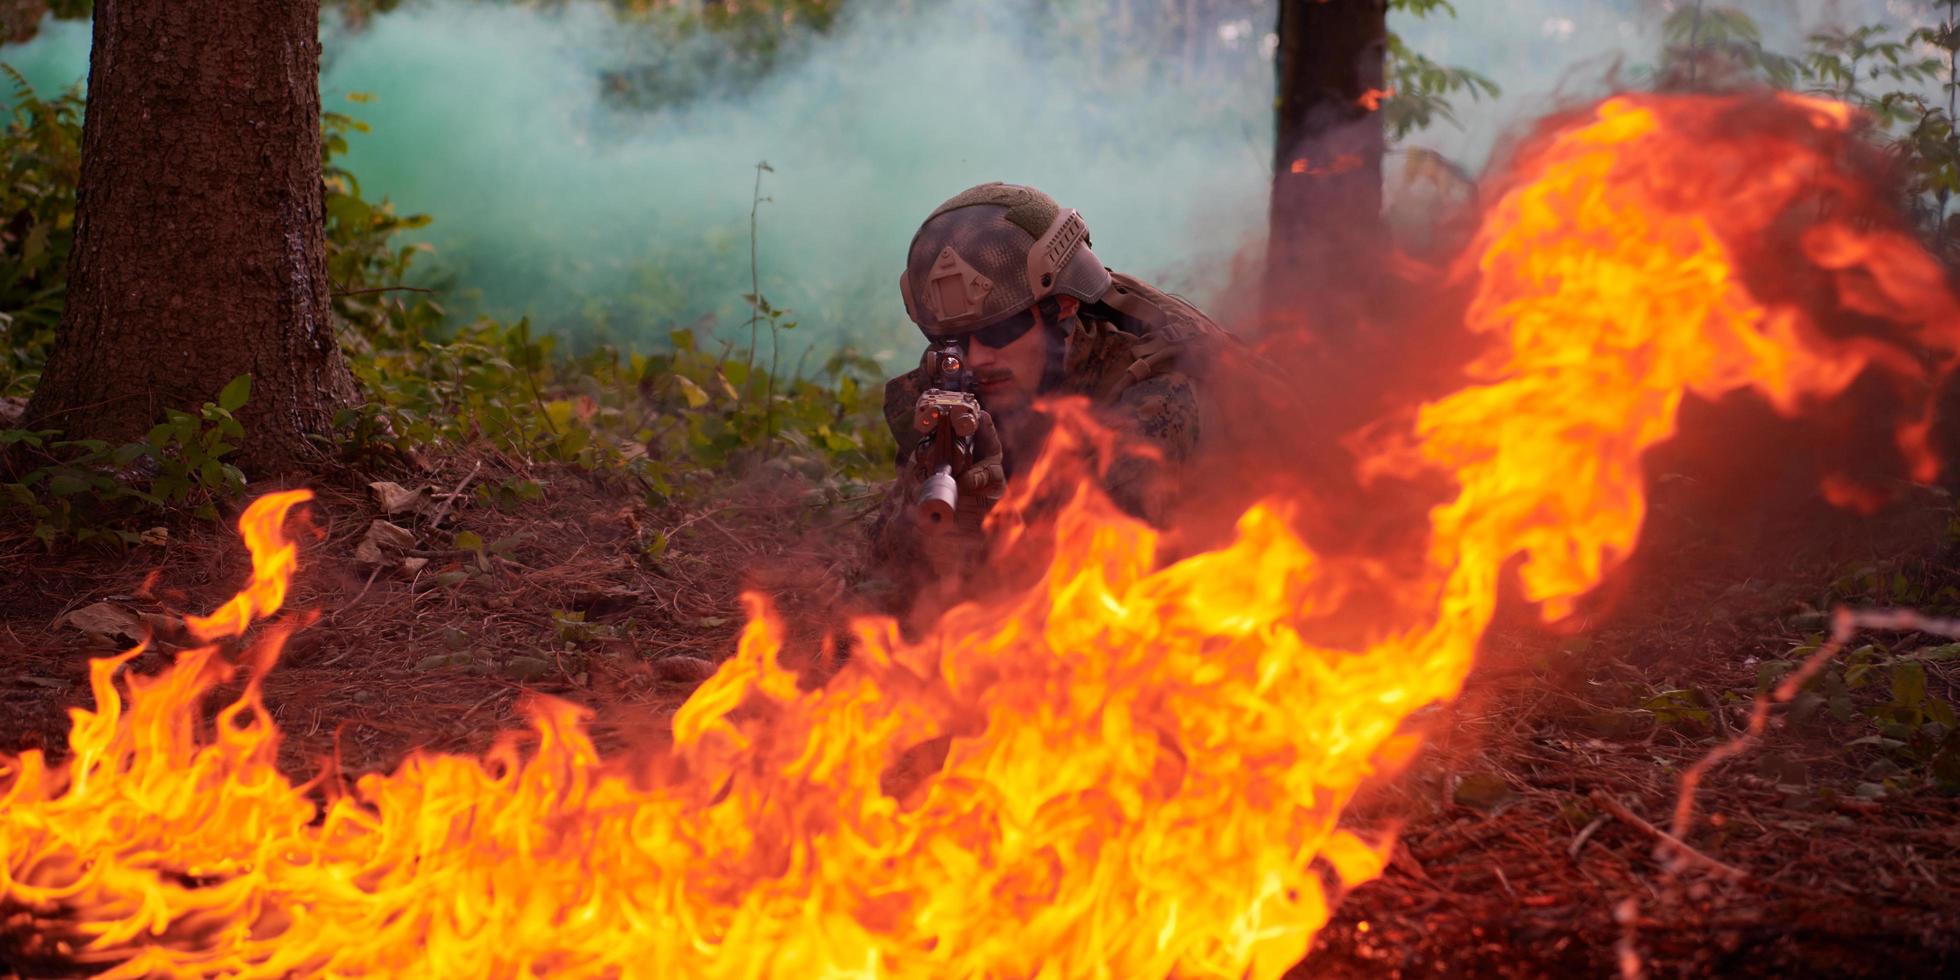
left=2, top=451, right=1958, bottom=978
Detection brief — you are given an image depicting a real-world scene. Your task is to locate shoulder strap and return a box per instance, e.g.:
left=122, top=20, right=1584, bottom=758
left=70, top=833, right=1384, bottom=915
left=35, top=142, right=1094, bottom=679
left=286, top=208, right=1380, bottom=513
left=1098, top=271, right=1231, bottom=395
left=1101, top=272, right=1168, bottom=332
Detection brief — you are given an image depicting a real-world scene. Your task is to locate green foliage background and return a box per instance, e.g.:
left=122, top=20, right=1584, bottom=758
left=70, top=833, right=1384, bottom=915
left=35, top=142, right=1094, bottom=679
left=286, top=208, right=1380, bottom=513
left=7, top=0, right=1953, bottom=554
left=0, top=0, right=1502, bottom=548
left=0, top=67, right=892, bottom=547
left=0, top=0, right=1498, bottom=369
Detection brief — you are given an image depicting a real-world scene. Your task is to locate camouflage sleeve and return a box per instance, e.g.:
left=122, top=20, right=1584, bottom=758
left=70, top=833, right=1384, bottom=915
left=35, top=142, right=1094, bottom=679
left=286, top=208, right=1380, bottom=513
left=856, top=475, right=923, bottom=616
left=884, top=370, right=926, bottom=467
left=1101, top=371, right=1201, bottom=525
left=859, top=372, right=926, bottom=615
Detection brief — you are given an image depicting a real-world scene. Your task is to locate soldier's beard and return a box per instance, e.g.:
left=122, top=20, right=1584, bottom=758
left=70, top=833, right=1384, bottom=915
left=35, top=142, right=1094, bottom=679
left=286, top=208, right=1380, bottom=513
left=974, top=371, right=1023, bottom=412
left=975, top=318, right=1072, bottom=416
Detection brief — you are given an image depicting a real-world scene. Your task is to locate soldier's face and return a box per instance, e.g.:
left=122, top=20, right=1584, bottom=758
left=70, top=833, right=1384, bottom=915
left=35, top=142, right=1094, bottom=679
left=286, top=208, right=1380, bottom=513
left=966, top=297, right=1075, bottom=412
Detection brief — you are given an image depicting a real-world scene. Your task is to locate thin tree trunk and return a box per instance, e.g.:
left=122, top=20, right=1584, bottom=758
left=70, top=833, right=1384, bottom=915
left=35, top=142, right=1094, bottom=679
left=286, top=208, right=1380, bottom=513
left=1264, top=0, right=1388, bottom=323
left=25, top=0, right=356, bottom=472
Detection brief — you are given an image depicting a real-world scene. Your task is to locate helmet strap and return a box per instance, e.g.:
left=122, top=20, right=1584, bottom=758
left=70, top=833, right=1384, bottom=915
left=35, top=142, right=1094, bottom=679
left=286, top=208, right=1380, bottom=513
left=1036, top=297, right=1073, bottom=393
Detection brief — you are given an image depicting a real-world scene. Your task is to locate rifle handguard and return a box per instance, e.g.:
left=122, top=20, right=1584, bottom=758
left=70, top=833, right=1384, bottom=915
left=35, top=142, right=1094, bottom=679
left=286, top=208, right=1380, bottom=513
left=917, top=464, right=959, bottom=530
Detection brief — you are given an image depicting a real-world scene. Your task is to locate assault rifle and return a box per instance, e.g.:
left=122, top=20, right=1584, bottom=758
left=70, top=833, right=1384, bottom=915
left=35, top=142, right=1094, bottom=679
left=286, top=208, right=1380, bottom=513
left=911, top=341, right=985, bottom=530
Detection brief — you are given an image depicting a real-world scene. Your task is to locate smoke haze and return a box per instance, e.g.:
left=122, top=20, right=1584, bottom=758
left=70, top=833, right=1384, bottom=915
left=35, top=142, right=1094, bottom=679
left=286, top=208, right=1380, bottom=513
left=1, top=0, right=1938, bottom=365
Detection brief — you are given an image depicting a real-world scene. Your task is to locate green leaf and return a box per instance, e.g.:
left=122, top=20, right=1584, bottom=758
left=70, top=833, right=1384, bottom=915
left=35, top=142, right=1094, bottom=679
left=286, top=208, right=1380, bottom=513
left=542, top=399, right=575, bottom=432
left=642, top=530, right=669, bottom=560
left=415, top=652, right=472, bottom=671
left=1891, top=661, right=1929, bottom=712
left=46, top=473, right=88, bottom=497
left=1921, top=643, right=1960, bottom=662
left=1451, top=772, right=1514, bottom=811
left=1927, top=697, right=1958, bottom=731
left=217, top=373, right=252, bottom=413
left=1846, top=661, right=1878, bottom=689
left=675, top=376, right=710, bottom=409
left=453, top=530, right=484, bottom=552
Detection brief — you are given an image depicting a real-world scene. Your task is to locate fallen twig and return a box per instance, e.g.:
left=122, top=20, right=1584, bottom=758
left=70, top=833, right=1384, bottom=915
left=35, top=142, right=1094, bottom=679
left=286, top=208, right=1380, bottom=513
left=1568, top=813, right=1608, bottom=860
left=427, top=461, right=484, bottom=529
left=1589, top=789, right=1747, bottom=880
left=1601, top=607, right=1960, bottom=980
left=329, top=566, right=385, bottom=625
left=1668, top=606, right=1960, bottom=869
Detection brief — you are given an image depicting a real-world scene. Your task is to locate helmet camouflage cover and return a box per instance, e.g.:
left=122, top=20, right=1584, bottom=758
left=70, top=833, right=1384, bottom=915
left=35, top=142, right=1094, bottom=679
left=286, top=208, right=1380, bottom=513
left=900, top=183, right=1114, bottom=339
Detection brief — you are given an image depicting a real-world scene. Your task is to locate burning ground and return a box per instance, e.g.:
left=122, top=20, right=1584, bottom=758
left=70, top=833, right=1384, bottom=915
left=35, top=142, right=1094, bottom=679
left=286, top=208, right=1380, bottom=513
left=4, top=92, right=1960, bottom=977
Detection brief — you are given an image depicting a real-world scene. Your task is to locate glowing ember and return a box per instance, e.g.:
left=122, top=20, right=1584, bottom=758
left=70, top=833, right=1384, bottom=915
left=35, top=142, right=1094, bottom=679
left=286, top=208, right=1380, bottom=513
left=3, top=93, right=1956, bottom=977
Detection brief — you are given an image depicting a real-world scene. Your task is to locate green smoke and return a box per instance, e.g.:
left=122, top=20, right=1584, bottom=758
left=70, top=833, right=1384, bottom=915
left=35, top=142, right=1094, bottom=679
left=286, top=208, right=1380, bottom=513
left=0, top=15, right=88, bottom=96
left=4, top=0, right=1927, bottom=368
left=3, top=1, right=1276, bottom=367
left=313, top=0, right=1279, bottom=366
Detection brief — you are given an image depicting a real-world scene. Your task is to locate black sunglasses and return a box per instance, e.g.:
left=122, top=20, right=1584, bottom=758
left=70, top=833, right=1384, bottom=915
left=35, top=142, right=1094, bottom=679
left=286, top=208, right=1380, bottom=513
left=959, top=298, right=1061, bottom=350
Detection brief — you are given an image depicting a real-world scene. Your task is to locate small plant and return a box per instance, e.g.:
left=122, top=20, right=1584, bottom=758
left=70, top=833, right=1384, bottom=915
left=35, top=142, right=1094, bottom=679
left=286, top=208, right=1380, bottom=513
left=549, top=609, right=617, bottom=647
left=0, top=68, right=82, bottom=398
left=0, top=373, right=253, bottom=546
left=1640, top=687, right=1715, bottom=730
left=1385, top=0, right=1500, bottom=140
left=1762, top=636, right=1960, bottom=794
left=336, top=308, right=890, bottom=504
left=321, top=91, right=443, bottom=349
left=1650, top=2, right=1802, bottom=90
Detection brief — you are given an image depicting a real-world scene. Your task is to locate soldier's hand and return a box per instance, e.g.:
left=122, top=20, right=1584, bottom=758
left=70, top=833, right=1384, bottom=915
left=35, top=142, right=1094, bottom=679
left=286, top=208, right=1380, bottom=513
left=900, top=409, right=1005, bottom=534
left=955, top=409, right=1005, bottom=514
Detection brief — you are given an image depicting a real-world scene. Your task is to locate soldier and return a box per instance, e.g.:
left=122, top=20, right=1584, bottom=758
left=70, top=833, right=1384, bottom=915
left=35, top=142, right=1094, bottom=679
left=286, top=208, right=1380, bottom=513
left=860, top=182, right=1245, bottom=620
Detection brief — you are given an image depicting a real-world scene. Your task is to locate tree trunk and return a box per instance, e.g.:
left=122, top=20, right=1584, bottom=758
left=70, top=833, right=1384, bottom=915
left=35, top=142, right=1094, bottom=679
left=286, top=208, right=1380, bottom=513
left=1264, top=0, right=1388, bottom=322
left=24, top=0, right=356, bottom=472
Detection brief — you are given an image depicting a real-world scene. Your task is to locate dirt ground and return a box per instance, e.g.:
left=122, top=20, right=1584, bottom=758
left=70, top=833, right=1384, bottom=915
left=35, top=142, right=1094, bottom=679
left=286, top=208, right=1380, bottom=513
left=2, top=451, right=1958, bottom=978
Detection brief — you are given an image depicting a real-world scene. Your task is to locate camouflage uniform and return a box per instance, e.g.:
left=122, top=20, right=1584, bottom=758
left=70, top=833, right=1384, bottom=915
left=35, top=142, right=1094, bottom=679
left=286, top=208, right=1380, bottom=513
left=854, top=182, right=1247, bottom=618
left=862, top=270, right=1233, bottom=616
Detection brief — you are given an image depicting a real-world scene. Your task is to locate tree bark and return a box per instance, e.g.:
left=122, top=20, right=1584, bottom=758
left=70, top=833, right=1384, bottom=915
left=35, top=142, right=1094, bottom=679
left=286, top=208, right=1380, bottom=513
left=24, top=0, right=356, bottom=472
left=1264, top=0, right=1388, bottom=321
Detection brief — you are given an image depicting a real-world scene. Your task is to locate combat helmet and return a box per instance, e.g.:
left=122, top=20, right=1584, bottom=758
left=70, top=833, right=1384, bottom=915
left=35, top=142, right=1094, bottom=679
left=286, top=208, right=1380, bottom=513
left=900, top=183, right=1113, bottom=339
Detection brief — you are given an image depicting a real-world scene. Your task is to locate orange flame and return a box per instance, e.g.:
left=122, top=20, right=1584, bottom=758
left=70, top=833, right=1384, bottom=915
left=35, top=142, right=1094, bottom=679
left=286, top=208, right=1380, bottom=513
left=3, top=93, right=1957, bottom=977
left=182, top=491, right=311, bottom=642
left=1290, top=153, right=1362, bottom=177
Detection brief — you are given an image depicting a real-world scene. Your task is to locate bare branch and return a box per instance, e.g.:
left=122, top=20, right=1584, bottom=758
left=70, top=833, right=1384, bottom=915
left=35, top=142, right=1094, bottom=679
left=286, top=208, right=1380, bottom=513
left=1590, top=789, right=1747, bottom=880
left=1668, top=605, right=1960, bottom=869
